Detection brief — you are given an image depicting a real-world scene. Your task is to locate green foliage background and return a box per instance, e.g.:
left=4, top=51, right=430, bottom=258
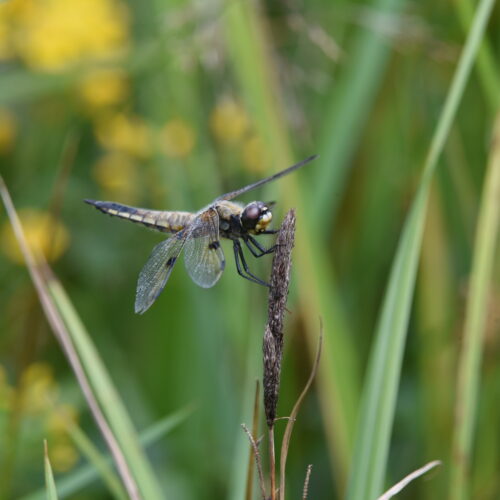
left=0, top=0, right=498, bottom=499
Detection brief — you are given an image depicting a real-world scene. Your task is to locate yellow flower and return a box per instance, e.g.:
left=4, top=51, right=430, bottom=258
left=12, top=0, right=129, bottom=71
left=92, top=152, right=139, bottom=203
left=95, top=113, right=152, bottom=158
left=1, top=209, right=70, bottom=264
left=50, top=440, right=79, bottom=472
left=46, top=405, right=80, bottom=473
left=0, top=7, right=13, bottom=60
left=0, top=109, right=16, bottom=154
left=241, top=135, right=267, bottom=173
left=78, top=68, right=129, bottom=110
left=210, top=99, right=249, bottom=143
left=160, top=118, right=195, bottom=159
left=20, top=363, right=58, bottom=414
left=46, top=404, right=79, bottom=435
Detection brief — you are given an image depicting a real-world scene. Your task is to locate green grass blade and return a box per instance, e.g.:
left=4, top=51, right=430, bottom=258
left=65, top=420, right=127, bottom=500
left=47, top=278, right=164, bottom=500
left=44, top=441, right=59, bottom=500
left=345, top=0, right=497, bottom=498
left=449, top=115, right=500, bottom=500
left=309, top=0, right=406, bottom=228
left=21, top=407, right=192, bottom=500
left=456, top=0, right=500, bottom=109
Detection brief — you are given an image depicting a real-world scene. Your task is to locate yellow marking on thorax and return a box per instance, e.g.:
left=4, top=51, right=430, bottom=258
left=215, top=200, right=243, bottom=221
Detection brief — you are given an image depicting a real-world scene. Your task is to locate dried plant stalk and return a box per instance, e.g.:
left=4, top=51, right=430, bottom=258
left=245, top=381, right=261, bottom=500
left=263, top=209, right=296, bottom=428
left=377, top=460, right=441, bottom=500
left=279, top=327, right=322, bottom=500
left=242, top=424, right=267, bottom=500
left=0, top=177, right=141, bottom=500
left=302, top=464, right=313, bottom=500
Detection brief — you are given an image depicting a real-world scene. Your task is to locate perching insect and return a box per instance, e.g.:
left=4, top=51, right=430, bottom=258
left=85, top=155, right=316, bottom=313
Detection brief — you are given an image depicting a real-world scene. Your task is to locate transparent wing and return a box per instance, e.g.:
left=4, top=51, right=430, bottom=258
left=215, top=155, right=318, bottom=201
left=135, top=232, right=187, bottom=314
left=184, top=208, right=225, bottom=288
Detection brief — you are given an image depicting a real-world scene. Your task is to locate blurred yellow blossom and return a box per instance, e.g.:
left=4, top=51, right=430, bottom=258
left=160, top=118, right=195, bottom=158
left=10, top=0, right=129, bottom=71
left=95, top=113, right=152, bottom=158
left=0, top=109, right=16, bottom=154
left=4, top=362, right=80, bottom=472
left=0, top=7, right=13, bottom=60
left=20, top=363, right=58, bottom=414
left=47, top=407, right=80, bottom=473
left=1, top=209, right=70, bottom=264
left=210, top=98, right=249, bottom=143
left=242, top=135, right=268, bottom=173
left=46, top=404, right=79, bottom=434
left=50, top=439, right=79, bottom=472
left=78, top=68, right=129, bottom=110
left=92, top=152, right=139, bottom=203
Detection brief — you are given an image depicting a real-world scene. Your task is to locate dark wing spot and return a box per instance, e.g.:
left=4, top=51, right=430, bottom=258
left=208, top=240, right=220, bottom=250
left=166, top=257, right=177, bottom=267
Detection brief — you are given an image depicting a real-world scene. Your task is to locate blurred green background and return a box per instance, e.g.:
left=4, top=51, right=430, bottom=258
left=0, top=0, right=498, bottom=499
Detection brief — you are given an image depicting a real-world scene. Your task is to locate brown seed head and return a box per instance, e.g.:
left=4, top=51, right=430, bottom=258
left=263, top=209, right=296, bottom=428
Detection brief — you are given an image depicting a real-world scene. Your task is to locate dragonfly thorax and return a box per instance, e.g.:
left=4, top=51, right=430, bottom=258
left=241, top=201, right=272, bottom=234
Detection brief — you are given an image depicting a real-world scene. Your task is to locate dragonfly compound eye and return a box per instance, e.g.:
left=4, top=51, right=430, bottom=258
left=241, top=202, right=272, bottom=232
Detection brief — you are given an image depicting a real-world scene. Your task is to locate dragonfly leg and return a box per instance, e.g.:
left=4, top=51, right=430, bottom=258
left=244, top=235, right=276, bottom=258
left=233, top=241, right=270, bottom=287
left=260, top=229, right=279, bottom=235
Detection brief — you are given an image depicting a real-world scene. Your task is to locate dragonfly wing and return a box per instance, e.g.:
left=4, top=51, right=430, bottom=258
left=215, top=155, right=318, bottom=201
left=135, top=232, right=187, bottom=314
left=184, top=208, right=225, bottom=288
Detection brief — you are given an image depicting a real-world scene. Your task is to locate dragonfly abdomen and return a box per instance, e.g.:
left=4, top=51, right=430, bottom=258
left=84, top=200, right=194, bottom=233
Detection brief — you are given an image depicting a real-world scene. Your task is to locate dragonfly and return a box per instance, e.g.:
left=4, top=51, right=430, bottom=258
left=85, top=155, right=317, bottom=314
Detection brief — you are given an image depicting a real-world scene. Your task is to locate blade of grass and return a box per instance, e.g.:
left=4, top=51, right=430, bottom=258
left=44, top=441, right=59, bottom=500
left=309, top=0, right=406, bottom=229
left=455, top=0, right=500, bottom=109
left=345, top=0, right=497, bottom=498
left=21, top=406, right=193, bottom=500
left=449, top=113, right=500, bottom=500
left=64, top=419, right=128, bottom=500
left=0, top=178, right=142, bottom=500
left=47, top=278, right=163, bottom=500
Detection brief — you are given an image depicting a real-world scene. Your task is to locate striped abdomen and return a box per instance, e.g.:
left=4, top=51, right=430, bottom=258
left=85, top=200, right=195, bottom=233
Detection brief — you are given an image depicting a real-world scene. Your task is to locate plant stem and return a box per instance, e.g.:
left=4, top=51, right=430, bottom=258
left=269, top=426, right=276, bottom=500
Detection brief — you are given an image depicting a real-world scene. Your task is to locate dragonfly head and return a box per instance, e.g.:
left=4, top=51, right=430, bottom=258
left=241, top=201, right=273, bottom=233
